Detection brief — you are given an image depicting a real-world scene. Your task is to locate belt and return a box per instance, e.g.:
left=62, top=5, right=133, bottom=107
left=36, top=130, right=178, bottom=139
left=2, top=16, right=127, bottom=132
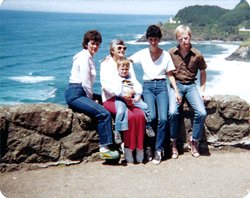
left=144, top=78, right=165, bottom=82
left=178, top=81, right=194, bottom=85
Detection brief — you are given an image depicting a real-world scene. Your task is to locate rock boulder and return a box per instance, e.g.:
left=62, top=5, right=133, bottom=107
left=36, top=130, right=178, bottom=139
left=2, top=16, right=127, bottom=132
left=0, top=95, right=249, bottom=171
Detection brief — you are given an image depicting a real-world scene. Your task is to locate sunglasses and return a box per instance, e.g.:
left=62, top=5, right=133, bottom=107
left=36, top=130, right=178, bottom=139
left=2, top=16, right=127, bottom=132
left=117, top=46, right=127, bottom=51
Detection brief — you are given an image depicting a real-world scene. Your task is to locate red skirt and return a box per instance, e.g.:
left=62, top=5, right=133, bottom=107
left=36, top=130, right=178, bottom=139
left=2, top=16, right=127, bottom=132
left=103, top=97, right=145, bottom=150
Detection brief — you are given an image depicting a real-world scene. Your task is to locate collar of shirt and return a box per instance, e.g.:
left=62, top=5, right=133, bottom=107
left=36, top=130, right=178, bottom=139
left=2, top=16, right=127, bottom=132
left=173, top=44, right=196, bottom=56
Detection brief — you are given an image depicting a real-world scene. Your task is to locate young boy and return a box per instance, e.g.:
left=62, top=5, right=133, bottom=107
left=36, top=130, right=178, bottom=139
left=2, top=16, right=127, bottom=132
left=114, top=57, right=155, bottom=144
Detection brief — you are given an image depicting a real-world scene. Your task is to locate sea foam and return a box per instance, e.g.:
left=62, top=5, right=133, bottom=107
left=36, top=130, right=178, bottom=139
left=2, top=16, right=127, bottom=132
left=126, top=40, right=171, bottom=45
left=205, top=43, right=250, bottom=103
left=9, top=76, right=55, bottom=84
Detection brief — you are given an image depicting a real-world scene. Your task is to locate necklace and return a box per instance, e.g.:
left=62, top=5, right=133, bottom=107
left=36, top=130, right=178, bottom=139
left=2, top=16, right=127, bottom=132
left=150, top=48, right=161, bottom=61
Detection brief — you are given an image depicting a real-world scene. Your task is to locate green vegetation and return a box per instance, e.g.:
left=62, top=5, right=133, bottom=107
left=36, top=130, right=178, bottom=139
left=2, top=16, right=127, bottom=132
left=241, top=37, right=250, bottom=46
left=162, top=0, right=250, bottom=42
left=174, top=5, right=227, bottom=27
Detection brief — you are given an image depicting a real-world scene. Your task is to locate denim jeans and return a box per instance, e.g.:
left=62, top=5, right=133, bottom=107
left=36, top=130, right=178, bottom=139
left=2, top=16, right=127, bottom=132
left=65, top=83, right=113, bottom=146
left=115, top=97, right=129, bottom=131
left=142, top=80, right=169, bottom=151
left=168, top=81, right=207, bottom=140
left=134, top=99, right=152, bottom=124
left=115, top=97, right=151, bottom=131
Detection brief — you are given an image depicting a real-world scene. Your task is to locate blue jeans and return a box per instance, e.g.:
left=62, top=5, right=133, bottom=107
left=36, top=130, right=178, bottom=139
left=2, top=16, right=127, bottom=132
left=65, top=83, right=113, bottom=146
left=168, top=81, right=207, bottom=140
left=142, top=80, right=169, bottom=151
left=115, top=97, right=129, bottom=131
left=115, top=97, right=151, bottom=131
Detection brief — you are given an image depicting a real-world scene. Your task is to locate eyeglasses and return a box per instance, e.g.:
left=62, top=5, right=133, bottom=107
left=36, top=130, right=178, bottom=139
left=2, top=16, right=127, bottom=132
left=117, top=46, right=127, bottom=51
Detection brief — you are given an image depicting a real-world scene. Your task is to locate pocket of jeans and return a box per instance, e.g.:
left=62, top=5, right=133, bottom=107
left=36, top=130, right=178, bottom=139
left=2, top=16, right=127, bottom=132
left=65, top=86, right=81, bottom=104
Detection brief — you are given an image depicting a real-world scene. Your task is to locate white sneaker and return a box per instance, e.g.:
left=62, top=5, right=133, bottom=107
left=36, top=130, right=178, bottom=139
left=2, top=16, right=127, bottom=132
left=124, top=148, right=134, bottom=163
left=152, top=150, right=162, bottom=165
left=136, top=149, right=144, bottom=163
left=120, top=142, right=125, bottom=154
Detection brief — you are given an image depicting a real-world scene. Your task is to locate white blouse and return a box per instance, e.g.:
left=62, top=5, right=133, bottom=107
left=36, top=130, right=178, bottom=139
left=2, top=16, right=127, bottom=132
left=69, top=49, right=96, bottom=98
left=129, top=48, right=175, bottom=81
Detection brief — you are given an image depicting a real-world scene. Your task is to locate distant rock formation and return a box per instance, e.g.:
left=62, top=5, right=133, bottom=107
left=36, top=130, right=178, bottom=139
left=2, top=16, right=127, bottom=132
left=0, top=95, right=249, bottom=171
left=226, top=45, right=250, bottom=62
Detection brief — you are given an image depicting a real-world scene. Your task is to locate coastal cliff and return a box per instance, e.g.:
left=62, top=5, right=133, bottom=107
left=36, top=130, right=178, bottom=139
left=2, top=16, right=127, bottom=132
left=226, top=44, right=250, bottom=62
left=137, top=1, right=250, bottom=62
left=0, top=95, right=249, bottom=171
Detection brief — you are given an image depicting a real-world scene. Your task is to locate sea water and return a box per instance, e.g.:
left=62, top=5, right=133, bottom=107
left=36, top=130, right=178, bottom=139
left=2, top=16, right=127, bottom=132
left=0, top=10, right=249, bottom=105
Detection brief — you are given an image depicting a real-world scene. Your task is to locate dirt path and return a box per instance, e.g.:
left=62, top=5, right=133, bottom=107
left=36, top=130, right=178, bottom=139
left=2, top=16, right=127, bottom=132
left=1, top=150, right=250, bottom=198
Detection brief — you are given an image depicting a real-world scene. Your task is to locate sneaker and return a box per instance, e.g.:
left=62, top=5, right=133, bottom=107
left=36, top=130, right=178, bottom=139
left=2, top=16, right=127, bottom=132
left=124, top=148, right=134, bottom=163
left=136, top=149, right=144, bottom=163
left=145, top=147, right=153, bottom=161
left=189, top=138, right=200, bottom=158
left=113, top=131, right=122, bottom=144
left=171, top=139, right=179, bottom=159
left=99, top=150, right=120, bottom=160
left=120, top=142, right=125, bottom=154
left=152, top=150, right=162, bottom=165
left=146, top=126, right=155, bottom=137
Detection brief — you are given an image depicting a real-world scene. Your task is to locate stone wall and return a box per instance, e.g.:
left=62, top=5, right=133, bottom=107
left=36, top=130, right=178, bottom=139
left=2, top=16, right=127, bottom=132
left=0, top=95, right=249, bottom=171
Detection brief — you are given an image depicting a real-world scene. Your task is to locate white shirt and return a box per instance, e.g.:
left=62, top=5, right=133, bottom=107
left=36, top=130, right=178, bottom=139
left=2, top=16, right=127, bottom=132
left=100, top=56, right=139, bottom=102
left=129, top=48, right=175, bottom=80
left=69, top=49, right=96, bottom=98
left=119, top=73, right=143, bottom=97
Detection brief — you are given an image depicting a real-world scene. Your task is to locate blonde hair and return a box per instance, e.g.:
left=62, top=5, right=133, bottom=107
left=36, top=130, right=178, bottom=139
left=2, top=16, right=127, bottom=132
left=117, top=57, right=130, bottom=69
left=174, top=25, right=192, bottom=39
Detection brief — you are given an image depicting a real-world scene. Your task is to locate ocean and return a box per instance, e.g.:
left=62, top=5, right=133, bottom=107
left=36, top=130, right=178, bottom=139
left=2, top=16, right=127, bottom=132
left=1, top=10, right=249, bottom=105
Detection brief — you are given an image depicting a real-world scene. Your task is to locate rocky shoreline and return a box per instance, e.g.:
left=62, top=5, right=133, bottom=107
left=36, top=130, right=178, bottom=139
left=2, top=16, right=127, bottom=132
left=226, top=45, right=250, bottom=62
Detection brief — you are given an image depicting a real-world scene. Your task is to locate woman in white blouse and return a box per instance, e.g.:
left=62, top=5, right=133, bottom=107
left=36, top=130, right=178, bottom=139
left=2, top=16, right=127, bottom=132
left=65, top=30, right=119, bottom=160
left=130, top=25, right=181, bottom=165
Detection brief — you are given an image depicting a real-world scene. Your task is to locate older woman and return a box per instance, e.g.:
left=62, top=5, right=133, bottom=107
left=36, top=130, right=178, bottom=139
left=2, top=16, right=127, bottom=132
left=100, top=39, right=146, bottom=163
left=65, top=30, right=119, bottom=160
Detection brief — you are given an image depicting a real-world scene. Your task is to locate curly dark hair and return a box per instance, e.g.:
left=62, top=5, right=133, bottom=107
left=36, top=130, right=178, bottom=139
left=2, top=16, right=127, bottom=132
left=146, top=25, right=162, bottom=40
left=82, top=30, right=102, bottom=49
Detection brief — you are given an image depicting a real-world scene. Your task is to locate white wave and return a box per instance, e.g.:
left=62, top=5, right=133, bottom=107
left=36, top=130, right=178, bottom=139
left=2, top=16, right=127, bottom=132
left=126, top=40, right=147, bottom=45
left=28, top=88, right=57, bottom=100
left=5, top=87, right=57, bottom=101
left=205, top=43, right=250, bottom=103
left=134, top=34, right=144, bottom=39
left=126, top=40, right=170, bottom=45
left=9, top=76, right=55, bottom=84
left=0, top=87, right=57, bottom=104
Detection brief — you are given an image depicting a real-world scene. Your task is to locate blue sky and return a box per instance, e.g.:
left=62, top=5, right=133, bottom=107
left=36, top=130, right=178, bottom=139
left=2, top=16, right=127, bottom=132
left=0, top=0, right=248, bottom=15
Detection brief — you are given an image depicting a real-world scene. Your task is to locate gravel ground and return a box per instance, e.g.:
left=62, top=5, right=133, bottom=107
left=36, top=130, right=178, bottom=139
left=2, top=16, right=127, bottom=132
left=1, top=150, right=250, bottom=198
